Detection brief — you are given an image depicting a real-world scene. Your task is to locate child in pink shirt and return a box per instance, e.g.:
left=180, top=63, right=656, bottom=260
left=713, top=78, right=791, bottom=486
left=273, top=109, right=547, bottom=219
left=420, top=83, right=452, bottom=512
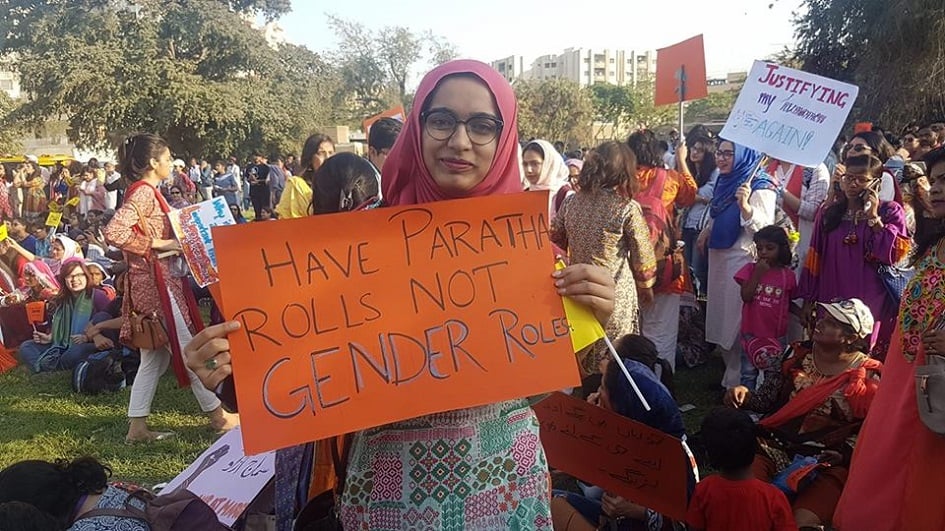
left=734, top=226, right=796, bottom=388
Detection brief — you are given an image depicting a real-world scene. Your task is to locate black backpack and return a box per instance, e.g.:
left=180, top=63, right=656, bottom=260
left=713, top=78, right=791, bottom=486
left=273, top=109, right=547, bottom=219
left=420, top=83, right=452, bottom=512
left=71, top=349, right=125, bottom=395
left=77, top=488, right=229, bottom=531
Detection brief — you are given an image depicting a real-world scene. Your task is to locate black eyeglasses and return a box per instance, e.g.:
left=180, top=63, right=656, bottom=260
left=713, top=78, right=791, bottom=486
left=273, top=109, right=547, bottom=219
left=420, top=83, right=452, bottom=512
left=715, top=150, right=735, bottom=159
left=421, top=109, right=503, bottom=146
left=171, top=191, right=182, bottom=195
left=849, top=144, right=872, bottom=152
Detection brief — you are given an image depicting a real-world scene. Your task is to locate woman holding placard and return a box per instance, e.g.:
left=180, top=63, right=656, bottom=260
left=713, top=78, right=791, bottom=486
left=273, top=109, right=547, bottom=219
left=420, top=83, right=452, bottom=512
left=103, top=133, right=238, bottom=443
left=17, top=259, right=110, bottom=373
left=185, top=60, right=617, bottom=530
left=698, top=141, right=779, bottom=389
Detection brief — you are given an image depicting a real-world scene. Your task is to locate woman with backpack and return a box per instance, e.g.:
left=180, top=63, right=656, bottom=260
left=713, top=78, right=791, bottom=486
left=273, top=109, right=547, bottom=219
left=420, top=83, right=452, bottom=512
left=16, top=259, right=111, bottom=373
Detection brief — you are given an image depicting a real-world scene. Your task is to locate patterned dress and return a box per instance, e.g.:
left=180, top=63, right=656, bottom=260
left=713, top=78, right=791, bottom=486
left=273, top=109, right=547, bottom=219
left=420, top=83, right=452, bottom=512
left=836, top=240, right=945, bottom=530
left=550, top=189, right=657, bottom=375
left=339, top=400, right=552, bottom=530
left=103, top=182, right=198, bottom=343
left=69, top=485, right=148, bottom=530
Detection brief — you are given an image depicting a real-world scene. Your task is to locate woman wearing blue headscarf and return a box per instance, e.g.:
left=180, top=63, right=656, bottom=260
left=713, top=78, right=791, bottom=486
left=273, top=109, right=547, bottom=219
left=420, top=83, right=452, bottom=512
left=698, top=140, right=778, bottom=389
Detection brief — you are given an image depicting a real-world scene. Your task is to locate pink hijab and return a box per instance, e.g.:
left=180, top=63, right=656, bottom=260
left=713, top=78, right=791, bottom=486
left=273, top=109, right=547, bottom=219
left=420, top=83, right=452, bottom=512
left=381, top=59, right=523, bottom=206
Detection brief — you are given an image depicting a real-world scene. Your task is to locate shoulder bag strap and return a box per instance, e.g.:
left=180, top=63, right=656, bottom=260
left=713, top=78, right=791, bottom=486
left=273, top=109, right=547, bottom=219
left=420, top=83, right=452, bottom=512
left=330, top=433, right=354, bottom=495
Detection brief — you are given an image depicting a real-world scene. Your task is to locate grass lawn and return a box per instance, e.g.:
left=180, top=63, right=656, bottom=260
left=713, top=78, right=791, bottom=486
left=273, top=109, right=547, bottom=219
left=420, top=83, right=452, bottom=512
left=0, top=366, right=220, bottom=487
left=0, top=352, right=725, bottom=487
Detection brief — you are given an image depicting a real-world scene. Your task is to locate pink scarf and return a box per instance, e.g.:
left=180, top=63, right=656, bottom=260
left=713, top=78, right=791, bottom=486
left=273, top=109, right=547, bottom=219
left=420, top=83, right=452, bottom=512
left=381, top=59, right=523, bottom=206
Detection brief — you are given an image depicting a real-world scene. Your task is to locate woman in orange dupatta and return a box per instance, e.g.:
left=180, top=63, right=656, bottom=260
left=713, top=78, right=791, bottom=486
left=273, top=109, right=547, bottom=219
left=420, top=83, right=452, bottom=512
left=835, top=147, right=945, bottom=530
left=724, top=299, right=881, bottom=529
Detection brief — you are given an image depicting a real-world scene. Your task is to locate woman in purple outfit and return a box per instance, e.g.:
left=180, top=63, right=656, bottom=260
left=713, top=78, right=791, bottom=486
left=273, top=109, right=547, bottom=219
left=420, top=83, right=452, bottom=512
left=798, top=154, right=910, bottom=360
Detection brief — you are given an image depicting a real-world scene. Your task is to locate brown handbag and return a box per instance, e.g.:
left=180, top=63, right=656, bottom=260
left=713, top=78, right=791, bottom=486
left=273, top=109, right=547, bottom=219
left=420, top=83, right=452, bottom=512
left=127, top=201, right=170, bottom=351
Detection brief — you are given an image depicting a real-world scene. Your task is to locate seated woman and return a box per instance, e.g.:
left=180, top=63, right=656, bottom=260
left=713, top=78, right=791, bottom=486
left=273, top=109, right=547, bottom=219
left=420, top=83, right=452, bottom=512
left=85, top=261, right=116, bottom=301
left=552, top=335, right=692, bottom=531
left=724, top=298, right=881, bottom=529
left=0, top=457, right=147, bottom=530
left=17, top=259, right=111, bottom=373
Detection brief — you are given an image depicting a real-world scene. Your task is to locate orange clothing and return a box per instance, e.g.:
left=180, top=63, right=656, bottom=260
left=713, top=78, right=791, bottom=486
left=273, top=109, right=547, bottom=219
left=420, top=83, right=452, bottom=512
left=636, top=166, right=698, bottom=294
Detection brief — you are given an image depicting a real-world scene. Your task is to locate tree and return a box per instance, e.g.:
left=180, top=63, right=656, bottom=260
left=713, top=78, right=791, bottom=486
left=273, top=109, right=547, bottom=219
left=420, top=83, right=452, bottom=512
left=0, top=92, right=22, bottom=154
left=0, top=0, right=337, bottom=159
left=327, top=15, right=458, bottom=120
left=626, top=77, right=676, bottom=132
left=685, top=90, right=739, bottom=125
left=588, top=83, right=635, bottom=141
left=515, top=79, right=594, bottom=147
left=794, top=0, right=945, bottom=127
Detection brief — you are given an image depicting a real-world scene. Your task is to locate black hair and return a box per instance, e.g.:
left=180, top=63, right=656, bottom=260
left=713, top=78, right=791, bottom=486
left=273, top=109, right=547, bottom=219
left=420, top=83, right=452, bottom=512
left=700, top=407, right=757, bottom=474
left=53, top=260, right=95, bottom=306
left=299, top=134, right=335, bottom=185
left=849, top=131, right=896, bottom=163
left=117, top=133, right=169, bottom=183
left=626, top=129, right=662, bottom=168
left=523, top=141, right=545, bottom=159
left=613, top=334, right=674, bottom=397
left=368, top=117, right=403, bottom=152
left=577, top=141, right=638, bottom=196
left=912, top=147, right=945, bottom=266
left=312, top=153, right=379, bottom=215
left=753, top=225, right=793, bottom=267
left=0, top=457, right=111, bottom=526
left=687, top=124, right=712, bottom=140
left=0, top=501, right=61, bottom=531
left=686, top=135, right=718, bottom=188
left=822, top=154, right=885, bottom=233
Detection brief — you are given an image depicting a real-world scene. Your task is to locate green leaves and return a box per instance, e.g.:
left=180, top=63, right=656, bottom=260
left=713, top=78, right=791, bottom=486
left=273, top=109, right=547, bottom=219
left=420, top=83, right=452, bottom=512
left=515, top=79, right=594, bottom=146
left=794, top=0, right=945, bottom=126
left=1, top=0, right=338, bottom=159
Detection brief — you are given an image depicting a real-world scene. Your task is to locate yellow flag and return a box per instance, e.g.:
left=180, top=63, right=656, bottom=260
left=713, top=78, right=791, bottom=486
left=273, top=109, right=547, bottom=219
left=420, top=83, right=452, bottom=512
left=45, top=212, right=62, bottom=228
left=0, top=225, right=7, bottom=241
left=555, top=260, right=607, bottom=353
left=65, top=197, right=80, bottom=207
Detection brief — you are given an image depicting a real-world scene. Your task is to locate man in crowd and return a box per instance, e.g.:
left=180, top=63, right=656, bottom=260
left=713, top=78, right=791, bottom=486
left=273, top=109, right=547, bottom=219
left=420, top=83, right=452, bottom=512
left=246, top=153, right=271, bottom=220
left=103, top=161, right=122, bottom=209
left=367, top=117, right=403, bottom=176
left=7, top=217, right=37, bottom=254
left=225, top=156, right=242, bottom=208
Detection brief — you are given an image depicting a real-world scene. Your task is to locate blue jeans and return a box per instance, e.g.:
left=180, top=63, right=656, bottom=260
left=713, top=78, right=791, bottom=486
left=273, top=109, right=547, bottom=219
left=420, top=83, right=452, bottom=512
left=682, top=227, right=708, bottom=297
left=18, top=341, right=99, bottom=373
left=741, top=347, right=760, bottom=389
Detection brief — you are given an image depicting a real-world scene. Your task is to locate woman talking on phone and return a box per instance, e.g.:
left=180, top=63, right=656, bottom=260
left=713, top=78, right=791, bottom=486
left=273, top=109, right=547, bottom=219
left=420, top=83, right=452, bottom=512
left=797, top=154, right=910, bottom=360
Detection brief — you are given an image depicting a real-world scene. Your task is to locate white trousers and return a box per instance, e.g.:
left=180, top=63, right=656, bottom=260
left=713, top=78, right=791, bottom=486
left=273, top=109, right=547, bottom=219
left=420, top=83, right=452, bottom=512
left=720, top=343, right=743, bottom=389
left=127, top=287, right=221, bottom=418
left=640, top=293, right=681, bottom=372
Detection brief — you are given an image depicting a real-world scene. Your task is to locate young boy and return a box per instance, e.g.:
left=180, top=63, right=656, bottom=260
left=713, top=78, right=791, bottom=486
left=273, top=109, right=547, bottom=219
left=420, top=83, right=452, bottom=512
left=687, top=408, right=796, bottom=531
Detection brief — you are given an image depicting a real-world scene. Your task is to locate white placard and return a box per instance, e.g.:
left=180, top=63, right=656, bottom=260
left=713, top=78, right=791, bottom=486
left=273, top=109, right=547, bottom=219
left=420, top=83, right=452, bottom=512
left=721, top=61, right=859, bottom=167
left=162, top=427, right=275, bottom=527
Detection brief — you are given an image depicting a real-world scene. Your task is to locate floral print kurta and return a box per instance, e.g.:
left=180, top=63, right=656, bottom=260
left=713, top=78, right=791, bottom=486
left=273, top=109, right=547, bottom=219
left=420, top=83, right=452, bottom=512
left=551, top=189, right=658, bottom=375
left=103, top=181, right=196, bottom=344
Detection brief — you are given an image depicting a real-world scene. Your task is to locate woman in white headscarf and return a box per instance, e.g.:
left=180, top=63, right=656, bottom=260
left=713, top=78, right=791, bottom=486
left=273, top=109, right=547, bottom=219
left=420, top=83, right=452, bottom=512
left=4, top=234, right=83, bottom=276
left=523, top=139, right=570, bottom=218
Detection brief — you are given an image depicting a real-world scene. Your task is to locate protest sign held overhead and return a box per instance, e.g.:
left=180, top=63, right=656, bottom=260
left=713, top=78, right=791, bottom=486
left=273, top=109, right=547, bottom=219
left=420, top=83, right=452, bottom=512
left=534, top=392, right=689, bottom=521
left=655, top=35, right=708, bottom=106
left=168, top=196, right=236, bottom=287
left=213, top=192, right=580, bottom=454
left=721, top=60, right=859, bottom=167
left=45, top=212, right=62, bottom=228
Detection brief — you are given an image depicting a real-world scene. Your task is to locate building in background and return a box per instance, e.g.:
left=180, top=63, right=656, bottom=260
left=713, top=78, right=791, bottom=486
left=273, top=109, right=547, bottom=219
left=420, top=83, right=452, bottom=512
left=492, top=48, right=657, bottom=87
left=0, top=70, right=21, bottom=100
left=707, top=71, right=748, bottom=93
left=491, top=56, right=525, bottom=83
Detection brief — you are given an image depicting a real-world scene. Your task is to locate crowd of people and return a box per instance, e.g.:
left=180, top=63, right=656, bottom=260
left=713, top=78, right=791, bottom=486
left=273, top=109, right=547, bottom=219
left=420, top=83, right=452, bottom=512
left=1, top=58, right=945, bottom=530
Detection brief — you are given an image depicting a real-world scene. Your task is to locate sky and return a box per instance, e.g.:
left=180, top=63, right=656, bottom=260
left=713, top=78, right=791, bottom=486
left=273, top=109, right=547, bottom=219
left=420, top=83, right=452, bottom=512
left=279, top=0, right=802, bottom=80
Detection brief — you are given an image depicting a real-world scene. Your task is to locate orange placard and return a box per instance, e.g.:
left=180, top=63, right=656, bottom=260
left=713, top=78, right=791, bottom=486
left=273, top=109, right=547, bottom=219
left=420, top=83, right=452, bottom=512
left=533, top=392, right=689, bottom=521
left=655, top=34, right=708, bottom=106
left=25, top=301, right=46, bottom=324
left=213, top=192, right=580, bottom=454
left=362, top=106, right=405, bottom=135
left=854, top=122, right=873, bottom=134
